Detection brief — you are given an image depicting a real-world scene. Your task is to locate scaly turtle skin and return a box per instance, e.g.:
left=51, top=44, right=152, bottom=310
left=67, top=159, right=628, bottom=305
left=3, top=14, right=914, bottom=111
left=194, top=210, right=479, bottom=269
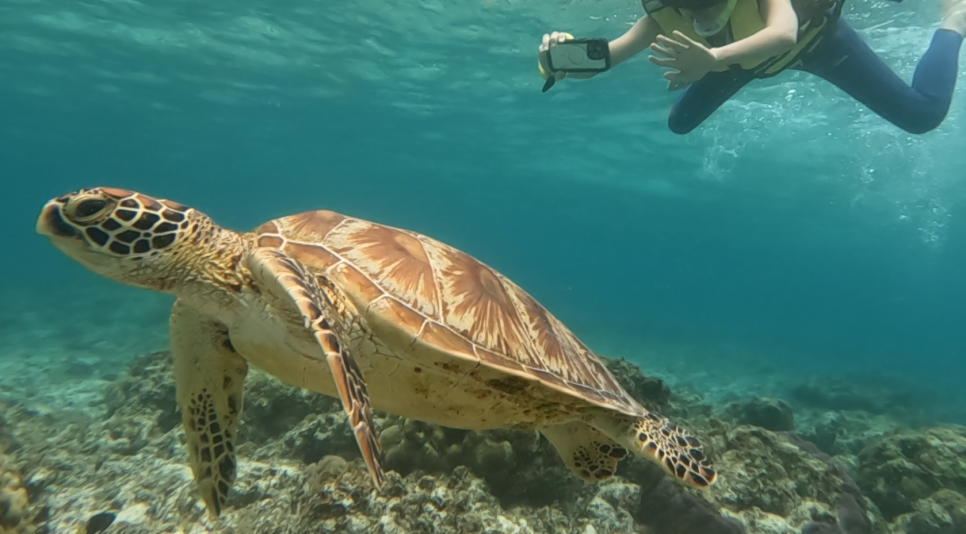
left=36, top=187, right=717, bottom=518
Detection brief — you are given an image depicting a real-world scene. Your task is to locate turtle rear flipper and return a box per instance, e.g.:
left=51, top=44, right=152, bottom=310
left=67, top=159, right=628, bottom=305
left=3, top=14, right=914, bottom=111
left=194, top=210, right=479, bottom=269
left=540, top=421, right=628, bottom=482
left=246, top=247, right=385, bottom=490
left=592, top=411, right=716, bottom=489
left=170, top=300, right=249, bottom=518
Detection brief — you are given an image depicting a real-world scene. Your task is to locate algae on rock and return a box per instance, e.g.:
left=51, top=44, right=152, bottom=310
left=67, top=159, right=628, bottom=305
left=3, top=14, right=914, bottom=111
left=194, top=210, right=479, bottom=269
left=858, top=425, right=966, bottom=525
left=0, top=450, right=36, bottom=534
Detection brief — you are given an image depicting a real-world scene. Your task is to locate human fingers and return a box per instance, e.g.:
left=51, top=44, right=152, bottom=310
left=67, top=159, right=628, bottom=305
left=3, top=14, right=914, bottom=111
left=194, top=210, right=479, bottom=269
left=663, top=70, right=682, bottom=81
left=671, top=30, right=700, bottom=47
left=649, top=42, right=677, bottom=58
left=656, top=34, right=689, bottom=51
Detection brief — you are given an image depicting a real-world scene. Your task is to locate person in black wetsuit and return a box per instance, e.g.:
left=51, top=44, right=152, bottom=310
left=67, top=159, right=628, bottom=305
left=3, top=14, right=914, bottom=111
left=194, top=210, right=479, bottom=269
left=537, top=0, right=966, bottom=134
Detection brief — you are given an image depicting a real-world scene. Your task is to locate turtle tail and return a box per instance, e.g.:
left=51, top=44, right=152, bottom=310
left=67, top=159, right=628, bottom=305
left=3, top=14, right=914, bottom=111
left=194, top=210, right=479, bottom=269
left=592, top=411, right=716, bottom=489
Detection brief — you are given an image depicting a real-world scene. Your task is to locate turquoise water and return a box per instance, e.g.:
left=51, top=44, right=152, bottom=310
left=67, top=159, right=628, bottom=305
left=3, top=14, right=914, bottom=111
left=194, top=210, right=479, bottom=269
left=2, top=0, right=964, bottom=421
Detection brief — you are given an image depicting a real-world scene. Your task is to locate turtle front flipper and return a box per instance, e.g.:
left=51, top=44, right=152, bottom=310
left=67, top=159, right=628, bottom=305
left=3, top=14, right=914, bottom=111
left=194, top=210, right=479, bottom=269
left=246, top=248, right=385, bottom=490
left=169, top=300, right=249, bottom=518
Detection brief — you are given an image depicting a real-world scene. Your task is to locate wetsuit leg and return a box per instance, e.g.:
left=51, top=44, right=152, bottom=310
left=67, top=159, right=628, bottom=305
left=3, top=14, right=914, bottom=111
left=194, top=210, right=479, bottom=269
left=798, top=20, right=963, bottom=134
left=667, top=68, right=759, bottom=134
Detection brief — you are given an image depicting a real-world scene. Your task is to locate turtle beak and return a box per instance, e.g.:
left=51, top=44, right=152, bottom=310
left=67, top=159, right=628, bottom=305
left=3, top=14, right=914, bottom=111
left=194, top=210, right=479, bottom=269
left=36, top=200, right=78, bottom=239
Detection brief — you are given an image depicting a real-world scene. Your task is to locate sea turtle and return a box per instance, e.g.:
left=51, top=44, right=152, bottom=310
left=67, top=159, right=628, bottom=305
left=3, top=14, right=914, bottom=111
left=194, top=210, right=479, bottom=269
left=36, top=187, right=717, bottom=517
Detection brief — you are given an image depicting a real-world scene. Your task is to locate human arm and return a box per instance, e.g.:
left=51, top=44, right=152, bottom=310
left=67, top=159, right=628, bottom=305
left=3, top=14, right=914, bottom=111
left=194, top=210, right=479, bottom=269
left=538, top=15, right=661, bottom=81
left=610, top=15, right=665, bottom=69
left=711, top=0, right=799, bottom=66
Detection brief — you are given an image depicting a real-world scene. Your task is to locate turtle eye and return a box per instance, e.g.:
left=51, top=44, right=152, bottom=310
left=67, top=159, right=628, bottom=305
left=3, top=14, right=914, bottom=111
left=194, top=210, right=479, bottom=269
left=75, top=199, right=108, bottom=218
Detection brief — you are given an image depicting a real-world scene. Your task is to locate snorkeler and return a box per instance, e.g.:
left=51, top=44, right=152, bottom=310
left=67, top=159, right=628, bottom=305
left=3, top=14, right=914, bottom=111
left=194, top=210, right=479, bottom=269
left=537, top=0, right=966, bottom=134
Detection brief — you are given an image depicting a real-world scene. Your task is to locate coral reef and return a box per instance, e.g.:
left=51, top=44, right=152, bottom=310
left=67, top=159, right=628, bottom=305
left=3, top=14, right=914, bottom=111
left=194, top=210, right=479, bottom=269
left=794, top=410, right=898, bottom=458
left=893, top=489, right=966, bottom=534
left=0, top=445, right=36, bottom=534
left=725, top=397, right=796, bottom=432
left=857, top=425, right=966, bottom=533
left=1, top=350, right=965, bottom=534
left=787, top=373, right=954, bottom=428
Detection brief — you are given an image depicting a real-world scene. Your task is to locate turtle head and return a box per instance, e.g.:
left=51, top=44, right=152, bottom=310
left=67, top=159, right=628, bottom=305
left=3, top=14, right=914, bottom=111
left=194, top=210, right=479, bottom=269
left=36, top=187, right=208, bottom=291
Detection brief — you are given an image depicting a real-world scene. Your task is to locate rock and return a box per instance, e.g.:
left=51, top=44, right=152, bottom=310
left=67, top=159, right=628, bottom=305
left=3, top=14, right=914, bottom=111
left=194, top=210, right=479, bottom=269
left=602, top=358, right=672, bottom=410
left=857, top=425, right=966, bottom=520
left=890, top=489, right=966, bottom=534
left=931, top=490, right=966, bottom=531
left=727, top=397, right=795, bottom=432
left=712, top=427, right=838, bottom=518
left=85, top=511, right=116, bottom=533
left=692, top=426, right=886, bottom=534
left=0, top=451, right=35, bottom=534
left=794, top=411, right=891, bottom=458
left=788, top=374, right=933, bottom=426
left=633, top=461, right=745, bottom=534
left=303, top=455, right=349, bottom=494
left=67, top=360, right=97, bottom=379
left=784, top=433, right=878, bottom=534
left=102, top=351, right=180, bottom=437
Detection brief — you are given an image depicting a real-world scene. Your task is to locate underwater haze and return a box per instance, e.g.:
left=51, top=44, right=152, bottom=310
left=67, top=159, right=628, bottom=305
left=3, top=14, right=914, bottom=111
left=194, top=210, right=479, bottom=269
left=2, top=0, right=966, bottom=531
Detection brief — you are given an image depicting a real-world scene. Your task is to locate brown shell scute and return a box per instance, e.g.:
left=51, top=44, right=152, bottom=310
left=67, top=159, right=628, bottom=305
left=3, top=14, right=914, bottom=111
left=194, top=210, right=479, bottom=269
left=326, top=219, right=439, bottom=318
left=258, top=235, right=284, bottom=248
left=285, top=210, right=346, bottom=240
left=259, top=210, right=638, bottom=412
left=420, top=322, right=478, bottom=361
left=424, top=243, right=629, bottom=405
left=429, top=244, right=527, bottom=358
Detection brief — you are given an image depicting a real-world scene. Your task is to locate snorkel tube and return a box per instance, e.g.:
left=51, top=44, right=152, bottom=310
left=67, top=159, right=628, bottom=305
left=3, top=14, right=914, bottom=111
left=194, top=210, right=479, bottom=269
left=688, top=0, right=739, bottom=36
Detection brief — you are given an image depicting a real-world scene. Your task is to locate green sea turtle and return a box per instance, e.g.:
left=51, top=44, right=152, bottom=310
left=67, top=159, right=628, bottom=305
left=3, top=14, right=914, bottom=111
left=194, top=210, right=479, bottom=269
left=36, top=187, right=716, bottom=517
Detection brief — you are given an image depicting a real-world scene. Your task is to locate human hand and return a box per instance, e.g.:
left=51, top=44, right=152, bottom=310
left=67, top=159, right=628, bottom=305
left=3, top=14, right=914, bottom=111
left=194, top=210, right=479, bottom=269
left=538, top=31, right=575, bottom=83
left=647, top=31, right=720, bottom=90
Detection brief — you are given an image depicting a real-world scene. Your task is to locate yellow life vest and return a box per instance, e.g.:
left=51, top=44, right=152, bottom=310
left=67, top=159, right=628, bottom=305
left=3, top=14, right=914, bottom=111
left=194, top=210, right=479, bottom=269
left=642, top=0, right=841, bottom=77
